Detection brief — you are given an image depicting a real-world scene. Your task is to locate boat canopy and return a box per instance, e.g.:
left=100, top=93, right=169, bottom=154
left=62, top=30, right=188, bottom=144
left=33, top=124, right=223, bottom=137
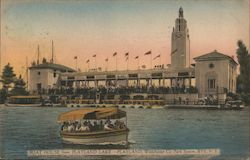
left=57, top=108, right=126, bottom=123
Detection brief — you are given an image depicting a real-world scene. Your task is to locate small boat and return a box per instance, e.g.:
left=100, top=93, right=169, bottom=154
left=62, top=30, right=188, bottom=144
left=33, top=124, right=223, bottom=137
left=57, top=107, right=129, bottom=145
left=5, top=95, right=42, bottom=107
left=223, top=100, right=245, bottom=110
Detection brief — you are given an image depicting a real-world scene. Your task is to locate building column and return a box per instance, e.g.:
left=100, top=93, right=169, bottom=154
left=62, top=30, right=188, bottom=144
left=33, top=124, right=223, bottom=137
left=146, top=79, right=149, bottom=87
left=94, top=80, right=98, bottom=88
left=137, top=78, right=140, bottom=87
left=115, top=79, right=118, bottom=87
left=189, top=77, right=192, bottom=87
left=126, top=79, right=129, bottom=87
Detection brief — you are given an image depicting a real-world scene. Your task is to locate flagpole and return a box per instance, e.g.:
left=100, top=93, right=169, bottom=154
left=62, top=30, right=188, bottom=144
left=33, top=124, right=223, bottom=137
left=75, top=58, right=78, bottom=71
left=150, top=52, right=152, bottom=69
left=138, top=57, right=140, bottom=70
left=26, top=56, right=28, bottom=89
left=127, top=55, right=129, bottom=70
left=105, top=58, right=108, bottom=71
left=95, top=56, right=97, bottom=70
left=106, top=60, right=108, bottom=71
left=160, top=54, right=162, bottom=68
left=116, top=54, right=117, bottom=71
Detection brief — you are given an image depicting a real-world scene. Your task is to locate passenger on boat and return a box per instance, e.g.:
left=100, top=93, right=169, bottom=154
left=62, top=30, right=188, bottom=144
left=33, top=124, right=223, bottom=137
left=104, top=123, right=113, bottom=131
left=78, top=124, right=90, bottom=132
left=67, top=124, right=75, bottom=132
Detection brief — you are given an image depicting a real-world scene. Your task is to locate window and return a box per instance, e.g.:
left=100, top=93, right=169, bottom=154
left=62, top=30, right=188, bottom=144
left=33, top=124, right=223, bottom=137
left=38, top=72, right=41, bottom=75
left=209, top=63, right=214, bottom=69
left=208, top=79, right=215, bottom=89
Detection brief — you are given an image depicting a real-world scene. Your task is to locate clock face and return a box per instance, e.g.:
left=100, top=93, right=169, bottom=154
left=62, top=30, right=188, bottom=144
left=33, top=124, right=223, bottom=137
left=209, top=63, right=215, bottom=69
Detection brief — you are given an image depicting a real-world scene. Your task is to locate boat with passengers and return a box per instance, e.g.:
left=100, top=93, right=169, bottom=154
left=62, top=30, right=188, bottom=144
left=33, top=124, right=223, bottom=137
left=57, top=107, right=129, bottom=145
left=5, top=95, right=42, bottom=107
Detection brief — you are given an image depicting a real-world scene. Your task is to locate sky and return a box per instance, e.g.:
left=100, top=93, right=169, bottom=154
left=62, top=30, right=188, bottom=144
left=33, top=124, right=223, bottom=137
left=1, top=0, right=249, bottom=76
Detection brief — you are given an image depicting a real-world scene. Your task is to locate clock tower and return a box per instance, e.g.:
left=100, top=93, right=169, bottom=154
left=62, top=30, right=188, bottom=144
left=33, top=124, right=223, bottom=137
left=171, top=7, right=190, bottom=68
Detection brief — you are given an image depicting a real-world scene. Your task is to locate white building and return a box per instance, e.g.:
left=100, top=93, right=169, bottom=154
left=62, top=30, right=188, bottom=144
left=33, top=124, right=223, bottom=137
left=28, top=7, right=238, bottom=98
left=194, top=50, right=238, bottom=97
left=29, top=61, right=75, bottom=93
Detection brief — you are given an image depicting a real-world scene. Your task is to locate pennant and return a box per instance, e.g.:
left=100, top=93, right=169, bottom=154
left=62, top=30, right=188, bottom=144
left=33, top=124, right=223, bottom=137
left=135, top=56, right=139, bottom=59
left=144, top=51, right=151, bottom=55
left=153, top=54, right=160, bottom=60
left=113, top=52, right=117, bottom=56
left=93, top=54, right=96, bottom=57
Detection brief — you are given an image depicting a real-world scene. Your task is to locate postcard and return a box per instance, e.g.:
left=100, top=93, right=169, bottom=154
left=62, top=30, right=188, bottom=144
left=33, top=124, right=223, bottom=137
left=0, top=0, right=249, bottom=159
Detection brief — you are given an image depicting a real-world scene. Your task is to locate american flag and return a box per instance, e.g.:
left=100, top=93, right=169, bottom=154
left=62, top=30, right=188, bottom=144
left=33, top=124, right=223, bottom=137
left=153, top=54, right=160, bottom=60
left=144, top=51, right=151, bottom=55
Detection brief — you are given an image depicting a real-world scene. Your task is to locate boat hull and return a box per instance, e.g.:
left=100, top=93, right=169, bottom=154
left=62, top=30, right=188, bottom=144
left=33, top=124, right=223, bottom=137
left=61, top=129, right=129, bottom=145
left=5, top=103, right=42, bottom=107
left=165, top=104, right=244, bottom=110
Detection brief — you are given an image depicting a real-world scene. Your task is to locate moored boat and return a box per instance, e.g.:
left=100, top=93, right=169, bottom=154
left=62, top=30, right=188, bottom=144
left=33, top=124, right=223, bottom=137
left=57, top=107, right=129, bottom=145
left=5, top=95, right=42, bottom=107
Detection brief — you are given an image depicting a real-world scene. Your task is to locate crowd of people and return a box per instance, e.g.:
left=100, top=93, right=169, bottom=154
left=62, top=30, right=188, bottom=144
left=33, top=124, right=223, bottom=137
left=61, top=119, right=126, bottom=132
left=46, top=85, right=198, bottom=96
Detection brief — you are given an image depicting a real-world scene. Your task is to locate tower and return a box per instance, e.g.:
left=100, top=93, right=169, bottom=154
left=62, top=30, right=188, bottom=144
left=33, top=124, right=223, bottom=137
left=171, top=7, right=190, bottom=68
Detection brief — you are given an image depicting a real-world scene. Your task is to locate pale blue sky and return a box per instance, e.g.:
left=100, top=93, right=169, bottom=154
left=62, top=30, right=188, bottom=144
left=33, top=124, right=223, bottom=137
left=1, top=0, right=249, bottom=75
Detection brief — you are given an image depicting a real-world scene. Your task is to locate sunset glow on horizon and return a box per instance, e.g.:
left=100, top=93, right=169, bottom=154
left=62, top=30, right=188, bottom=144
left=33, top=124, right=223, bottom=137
left=1, top=0, right=249, bottom=76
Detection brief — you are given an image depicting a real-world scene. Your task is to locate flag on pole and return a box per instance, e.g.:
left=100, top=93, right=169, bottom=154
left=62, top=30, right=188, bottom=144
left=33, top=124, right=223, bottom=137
left=105, top=58, right=108, bottom=62
left=153, top=54, right=161, bottom=60
left=92, top=54, right=96, bottom=57
left=86, top=59, right=89, bottom=63
left=113, top=52, right=117, bottom=56
left=74, top=56, right=78, bottom=59
left=125, top=52, right=129, bottom=57
left=144, top=51, right=151, bottom=55
left=135, top=56, right=139, bottom=59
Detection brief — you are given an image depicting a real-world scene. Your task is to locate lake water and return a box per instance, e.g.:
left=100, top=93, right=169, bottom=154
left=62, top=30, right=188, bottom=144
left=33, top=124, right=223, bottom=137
left=0, top=105, right=249, bottom=159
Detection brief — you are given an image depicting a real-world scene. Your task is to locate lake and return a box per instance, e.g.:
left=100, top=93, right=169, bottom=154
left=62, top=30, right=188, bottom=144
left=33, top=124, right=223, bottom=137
left=0, top=105, right=249, bottom=159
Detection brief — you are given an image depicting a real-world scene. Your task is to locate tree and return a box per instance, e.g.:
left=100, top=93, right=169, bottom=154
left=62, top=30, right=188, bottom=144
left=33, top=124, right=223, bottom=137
left=236, top=40, right=250, bottom=93
left=0, top=89, right=7, bottom=104
left=2, top=63, right=16, bottom=90
left=11, top=75, right=28, bottom=96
